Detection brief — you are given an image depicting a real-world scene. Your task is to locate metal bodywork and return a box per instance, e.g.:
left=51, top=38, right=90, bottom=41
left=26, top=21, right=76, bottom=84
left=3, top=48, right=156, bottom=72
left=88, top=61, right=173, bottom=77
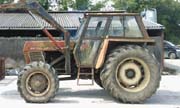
left=164, top=40, right=180, bottom=59
left=23, top=41, right=75, bottom=64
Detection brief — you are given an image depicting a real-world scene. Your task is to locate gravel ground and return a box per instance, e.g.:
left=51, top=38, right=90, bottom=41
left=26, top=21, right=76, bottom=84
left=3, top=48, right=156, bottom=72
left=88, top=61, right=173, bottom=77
left=0, top=75, right=180, bottom=108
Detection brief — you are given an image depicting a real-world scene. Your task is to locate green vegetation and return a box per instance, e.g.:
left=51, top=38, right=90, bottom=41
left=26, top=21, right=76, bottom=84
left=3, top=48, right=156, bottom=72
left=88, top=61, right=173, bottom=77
left=59, top=0, right=105, bottom=10
left=0, top=0, right=5, bottom=4
left=38, top=0, right=49, bottom=10
left=0, top=0, right=49, bottom=9
left=0, top=0, right=11, bottom=4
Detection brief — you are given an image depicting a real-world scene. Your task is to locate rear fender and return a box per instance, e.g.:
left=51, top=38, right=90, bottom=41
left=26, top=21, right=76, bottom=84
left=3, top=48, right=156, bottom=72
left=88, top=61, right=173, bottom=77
left=95, top=38, right=155, bottom=69
left=95, top=39, right=109, bottom=69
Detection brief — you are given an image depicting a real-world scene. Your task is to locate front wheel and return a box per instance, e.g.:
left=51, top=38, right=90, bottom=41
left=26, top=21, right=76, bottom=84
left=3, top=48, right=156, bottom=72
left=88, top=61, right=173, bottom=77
left=17, top=61, right=59, bottom=103
left=169, top=52, right=176, bottom=59
left=100, top=45, right=161, bottom=103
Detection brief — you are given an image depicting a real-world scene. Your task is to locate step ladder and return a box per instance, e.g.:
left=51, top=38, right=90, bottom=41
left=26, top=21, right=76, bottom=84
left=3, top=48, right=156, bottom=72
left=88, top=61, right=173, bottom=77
left=77, top=67, right=94, bottom=86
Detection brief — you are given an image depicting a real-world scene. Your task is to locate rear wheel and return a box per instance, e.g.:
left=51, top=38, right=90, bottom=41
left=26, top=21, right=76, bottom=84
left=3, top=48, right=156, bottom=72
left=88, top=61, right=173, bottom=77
left=169, top=52, right=176, bottom=59
left=100, top=45, right=161, bottom=103
left=17, top=61, right=59, bottom=103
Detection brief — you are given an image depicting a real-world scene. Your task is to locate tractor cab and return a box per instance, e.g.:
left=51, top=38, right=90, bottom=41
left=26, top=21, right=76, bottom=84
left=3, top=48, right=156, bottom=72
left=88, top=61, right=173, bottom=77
left=73, top=13, right=153, bottom=68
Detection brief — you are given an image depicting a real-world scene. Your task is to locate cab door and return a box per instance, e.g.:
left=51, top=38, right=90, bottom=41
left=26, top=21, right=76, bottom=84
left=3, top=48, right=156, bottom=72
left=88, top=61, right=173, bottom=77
left=74, top=16, right=108, bottom=67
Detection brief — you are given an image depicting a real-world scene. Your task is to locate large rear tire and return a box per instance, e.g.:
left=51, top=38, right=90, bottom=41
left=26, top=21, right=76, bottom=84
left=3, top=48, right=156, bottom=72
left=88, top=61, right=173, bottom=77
left=100, top=45, right=161, bottom=103
left=17, top=61, right=59, bottom=103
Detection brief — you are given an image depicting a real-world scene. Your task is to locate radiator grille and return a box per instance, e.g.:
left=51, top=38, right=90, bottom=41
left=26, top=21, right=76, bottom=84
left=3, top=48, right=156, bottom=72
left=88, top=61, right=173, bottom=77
left=29, top=52, right=45, bottom=62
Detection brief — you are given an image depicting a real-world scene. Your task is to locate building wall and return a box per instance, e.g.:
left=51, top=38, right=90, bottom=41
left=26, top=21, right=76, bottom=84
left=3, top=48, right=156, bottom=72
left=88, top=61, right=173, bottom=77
left=0, top=37, right=50, bottom=60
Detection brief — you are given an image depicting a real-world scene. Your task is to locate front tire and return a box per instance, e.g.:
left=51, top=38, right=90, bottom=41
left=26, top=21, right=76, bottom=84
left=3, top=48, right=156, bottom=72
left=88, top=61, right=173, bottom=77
left=169, top=52, right=176, bottom=59
left=100, top=45, right=161, bottom=103
left=17, top=61, right=59, bottom=103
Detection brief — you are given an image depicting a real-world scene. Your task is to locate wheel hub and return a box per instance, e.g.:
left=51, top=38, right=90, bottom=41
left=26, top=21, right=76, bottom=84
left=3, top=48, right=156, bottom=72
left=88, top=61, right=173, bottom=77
left=26, top=71, right=50, bottom=96
left=118, top=62, right=142, bottom=86
left=126, top=69, right=135, bottom=79
left=34, top=81, right=41, bottom=88
left=116, top=57, right=150, bottom=92
left=29, top=74, right=48, bottom=92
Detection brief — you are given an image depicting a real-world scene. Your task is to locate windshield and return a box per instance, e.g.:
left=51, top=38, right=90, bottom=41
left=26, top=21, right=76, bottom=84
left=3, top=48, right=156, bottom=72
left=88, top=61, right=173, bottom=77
left=73, top=18, right=86, bottom=40
left=166, top=41, right=175, bottom=47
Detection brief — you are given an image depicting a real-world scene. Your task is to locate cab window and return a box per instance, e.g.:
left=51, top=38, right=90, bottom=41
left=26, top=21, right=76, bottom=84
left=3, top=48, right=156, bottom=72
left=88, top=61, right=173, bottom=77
left=108, top=16, right=143, bottom=38
left=124, top=16, right=143, bottom=37
left=85, top=17, right=107, bottom=38
left=108, top=16, right=124, bottom=37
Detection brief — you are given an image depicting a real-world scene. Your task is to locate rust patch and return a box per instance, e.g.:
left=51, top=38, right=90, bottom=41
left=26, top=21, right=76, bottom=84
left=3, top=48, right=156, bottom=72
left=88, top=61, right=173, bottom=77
left=23, top=41, right=75, bottom=52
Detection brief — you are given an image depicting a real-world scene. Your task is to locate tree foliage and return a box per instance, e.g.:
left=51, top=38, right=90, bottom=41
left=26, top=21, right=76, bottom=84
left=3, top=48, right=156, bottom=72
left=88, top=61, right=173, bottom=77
left=0, top=0, right=49, bottom=9
left=59, top=0, right=105, bottom=11
left=156, top=0, right=180, bottom=44
left=75, top=0, right=89, bottom=10
left=0, top=0, right=11, bottom=4
left=59, top=0, right=76, bottom=10
left=38, top=0, right=49, bottom=10
left=58, top=0, right=89, bottom=10
left=0, top=0, right=5, bottom=4
left=90, top=1, right=106, bottom=11
left=112, top=0, right=160, bottom=12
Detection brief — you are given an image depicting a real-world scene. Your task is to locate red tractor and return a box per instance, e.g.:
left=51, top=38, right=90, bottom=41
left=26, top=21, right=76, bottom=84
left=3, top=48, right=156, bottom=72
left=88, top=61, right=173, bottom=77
left=0, top=1, right=161, bottom=103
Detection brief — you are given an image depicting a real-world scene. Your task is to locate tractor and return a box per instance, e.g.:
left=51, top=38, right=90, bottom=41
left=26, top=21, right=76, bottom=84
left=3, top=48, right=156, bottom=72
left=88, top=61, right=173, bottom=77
left=0, top=0, right=161, bottom=103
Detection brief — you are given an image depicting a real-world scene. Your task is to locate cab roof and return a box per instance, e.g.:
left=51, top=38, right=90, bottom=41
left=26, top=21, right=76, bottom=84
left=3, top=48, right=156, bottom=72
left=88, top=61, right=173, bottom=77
left=84, top=11, right=139, bottom=16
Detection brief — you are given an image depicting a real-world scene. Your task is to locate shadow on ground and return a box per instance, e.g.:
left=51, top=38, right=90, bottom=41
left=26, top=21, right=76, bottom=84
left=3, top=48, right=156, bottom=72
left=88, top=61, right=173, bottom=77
left=0, top=90, right=21, bottom=100
left=146, top=90, right=180, bottom=105
left=54, top=88, right=114, bottom=103
left=1, top=88, right=180, bottom=105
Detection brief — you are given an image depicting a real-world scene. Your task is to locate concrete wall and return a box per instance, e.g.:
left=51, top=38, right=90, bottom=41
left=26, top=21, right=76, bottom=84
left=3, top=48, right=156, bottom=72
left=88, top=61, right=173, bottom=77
left=0, top=37, right=55, bottom=68
left=0, top=37, right=23, bottom=60
left=0, top=37, right=51, bottom=60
